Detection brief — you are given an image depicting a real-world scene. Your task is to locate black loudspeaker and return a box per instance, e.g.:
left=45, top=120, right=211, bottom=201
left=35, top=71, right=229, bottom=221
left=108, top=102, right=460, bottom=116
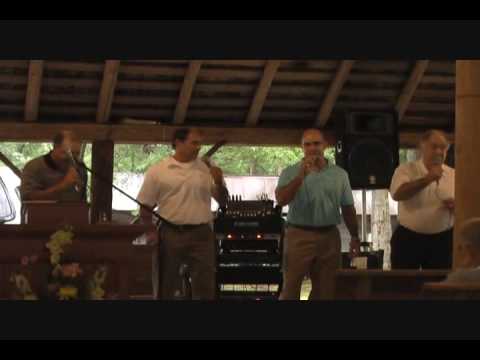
left=335, top=111, right=399, bottom=189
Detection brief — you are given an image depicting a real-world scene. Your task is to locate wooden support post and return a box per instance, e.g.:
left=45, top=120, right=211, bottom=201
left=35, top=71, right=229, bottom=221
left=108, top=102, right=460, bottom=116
left=91, top=140, right=114, bottom=224
left=454, top=60, right=480, bottom=268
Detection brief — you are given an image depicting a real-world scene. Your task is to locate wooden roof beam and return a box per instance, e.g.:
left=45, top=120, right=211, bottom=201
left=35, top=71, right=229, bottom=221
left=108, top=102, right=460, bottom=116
left=173, top=60, right=202, bottom=125
left=96, top=60, right=121, bottom=123
left=0, top=121, right=453, bottom=147
left=245, top=60, right=281, bottom=127
left=24, top=60, right=44, bottom=122
left=315, top=60, right=356, bottom=128
left=396, top=60, right=430, bottom=121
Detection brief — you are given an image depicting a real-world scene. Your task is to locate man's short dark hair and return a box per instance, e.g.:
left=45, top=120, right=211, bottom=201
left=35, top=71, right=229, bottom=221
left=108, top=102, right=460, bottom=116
left=53, top=131, right=76, bottom=147
left=172, top=128, right=192, bottom=149
left=52, top=130, right=79, bottom=148
left=301, top=128, right=324, bottom=144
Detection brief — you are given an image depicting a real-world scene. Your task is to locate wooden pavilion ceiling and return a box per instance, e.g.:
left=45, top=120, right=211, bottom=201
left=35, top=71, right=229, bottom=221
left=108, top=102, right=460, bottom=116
left=0, top=60, right=456, bottom=145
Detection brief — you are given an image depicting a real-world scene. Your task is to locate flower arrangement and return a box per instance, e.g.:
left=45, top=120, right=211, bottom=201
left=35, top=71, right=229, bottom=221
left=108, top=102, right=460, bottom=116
left=10, top=226, right=108, bottom=300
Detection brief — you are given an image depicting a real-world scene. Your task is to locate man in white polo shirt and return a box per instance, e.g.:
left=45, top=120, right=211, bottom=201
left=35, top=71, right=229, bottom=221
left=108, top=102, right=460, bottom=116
left=137, top=128, right=228, bottom=300
left=389, top=129, right=455, bottom=269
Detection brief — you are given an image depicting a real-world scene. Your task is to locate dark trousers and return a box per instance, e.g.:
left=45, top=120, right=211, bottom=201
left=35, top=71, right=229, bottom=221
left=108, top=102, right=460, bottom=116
left=152, top=223, right=216, bottom=300
left=390, top=225, right=453, bottom=270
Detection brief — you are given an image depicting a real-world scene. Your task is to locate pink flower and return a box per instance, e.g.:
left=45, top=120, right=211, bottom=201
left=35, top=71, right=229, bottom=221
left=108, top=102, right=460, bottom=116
left=61, top=263, right=83, bottom=278
left=20, top=256, right=29, bottom=266
left=20, top=254, right=39, bottom=266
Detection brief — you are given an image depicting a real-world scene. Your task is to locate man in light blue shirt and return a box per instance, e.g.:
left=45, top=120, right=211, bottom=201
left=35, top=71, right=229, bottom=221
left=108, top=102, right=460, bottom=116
left=276, top=129, right=360, bottom=300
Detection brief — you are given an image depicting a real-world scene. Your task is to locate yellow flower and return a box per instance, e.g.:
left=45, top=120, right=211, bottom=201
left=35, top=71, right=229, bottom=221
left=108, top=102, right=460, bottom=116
left=50, top=254, right=60, bottom=265
left=91, top=287, right=105, bottom=300
left=93, top=268, right=107, bottom=283
left=58, top=286, right=78, bottom=300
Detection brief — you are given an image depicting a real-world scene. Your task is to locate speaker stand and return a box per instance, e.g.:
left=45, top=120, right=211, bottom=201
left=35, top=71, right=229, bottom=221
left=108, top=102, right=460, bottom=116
left=361, top=189, right=368, bottom=242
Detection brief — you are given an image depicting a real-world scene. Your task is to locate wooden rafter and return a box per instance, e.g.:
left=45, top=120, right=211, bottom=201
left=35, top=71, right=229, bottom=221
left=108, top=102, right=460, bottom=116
left=396, top=60, right=430, bottom=121
left=24, top=60, right=44, bottom=122
left=245, top=60, right=281, bottom=127
left=315, top=60, right=355, bottom=127
left=173, top=61, right=202, bottom=125
left=96, top=60, right=121, bottom=123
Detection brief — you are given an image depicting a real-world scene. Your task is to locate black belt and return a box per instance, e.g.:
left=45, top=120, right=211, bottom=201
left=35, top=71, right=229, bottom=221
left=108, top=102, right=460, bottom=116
left=162, top=222, right=208, bottom=231
left=288, top=223, right=336, bottom=232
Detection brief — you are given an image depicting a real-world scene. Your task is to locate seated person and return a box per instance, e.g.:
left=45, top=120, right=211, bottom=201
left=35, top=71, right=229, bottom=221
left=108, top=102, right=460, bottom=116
left=444, top=217, right=480, bottom=283
left=20, top=131, right=87, bottom=202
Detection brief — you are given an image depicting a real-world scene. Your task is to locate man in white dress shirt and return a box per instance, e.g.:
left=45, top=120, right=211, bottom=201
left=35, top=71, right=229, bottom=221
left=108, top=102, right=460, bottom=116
left=389, top=130, right=454, bottom=269
left=137, top=128, right=228, bottom=300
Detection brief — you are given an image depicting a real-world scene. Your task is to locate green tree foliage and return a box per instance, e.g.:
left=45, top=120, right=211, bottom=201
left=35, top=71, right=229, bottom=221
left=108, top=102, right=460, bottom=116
left=0, top=141, right=335, bottom=177
left=112, top=144, right=336, bottom=176
left=0, top=141, right=336, bottom=209
left=0, top=142, right=52, bottom=170
left=206, top=146, right=303, bottom=176
left=113, top=144, right=172, bottom=174
left=209, top=146, right=336, bottom=176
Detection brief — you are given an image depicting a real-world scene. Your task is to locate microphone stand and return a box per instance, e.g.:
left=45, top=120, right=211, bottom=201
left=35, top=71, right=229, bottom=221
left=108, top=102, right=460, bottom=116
left=73, top=159, right=165, bottom=227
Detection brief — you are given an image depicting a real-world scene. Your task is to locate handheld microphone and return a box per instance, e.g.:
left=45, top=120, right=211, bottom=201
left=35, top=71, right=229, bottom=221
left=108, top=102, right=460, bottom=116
left=432, top=155, right=443, bottom=186
left=65, top=148, right=84, bottom=192
left=66, top=149, right=77, bottom=166
left=66, top=149, right=86, bottom=168
left=305, top=155, right=321, bottom=172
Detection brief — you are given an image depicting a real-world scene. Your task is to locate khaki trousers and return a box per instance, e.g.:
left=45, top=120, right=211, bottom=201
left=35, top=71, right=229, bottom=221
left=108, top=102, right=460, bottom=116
left=280, top=226, right=341, bottom=300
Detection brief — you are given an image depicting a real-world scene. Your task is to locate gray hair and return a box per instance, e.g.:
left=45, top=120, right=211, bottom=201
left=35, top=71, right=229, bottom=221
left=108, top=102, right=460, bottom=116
left=461, top=217, right=480, bottom=250
left=420, top=129, right=449, bottom=144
